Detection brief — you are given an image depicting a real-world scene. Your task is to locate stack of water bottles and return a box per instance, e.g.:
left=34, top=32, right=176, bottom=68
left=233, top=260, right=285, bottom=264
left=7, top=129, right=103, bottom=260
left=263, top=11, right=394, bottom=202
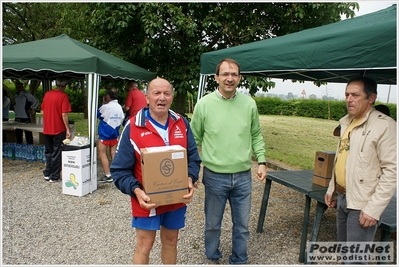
left=2, top=143, right=46, bottom=163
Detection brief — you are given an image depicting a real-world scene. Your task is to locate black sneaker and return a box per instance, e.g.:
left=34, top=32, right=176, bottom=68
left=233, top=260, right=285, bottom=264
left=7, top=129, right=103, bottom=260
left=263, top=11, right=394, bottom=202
left=106, top=176, right=113, bottom=183
left=49, top=179, right=59, bottom=183
left=98, top=176, right=108, bottom=183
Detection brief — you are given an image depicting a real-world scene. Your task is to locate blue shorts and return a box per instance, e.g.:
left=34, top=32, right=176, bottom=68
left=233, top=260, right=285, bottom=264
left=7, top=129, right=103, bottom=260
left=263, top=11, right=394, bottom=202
left=132, top=206, right=187, bottom=230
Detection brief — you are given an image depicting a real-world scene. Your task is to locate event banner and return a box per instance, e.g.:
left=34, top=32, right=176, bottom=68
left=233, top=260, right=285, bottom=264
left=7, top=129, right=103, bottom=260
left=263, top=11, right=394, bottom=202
left=307, top=242, right=394, bottom=264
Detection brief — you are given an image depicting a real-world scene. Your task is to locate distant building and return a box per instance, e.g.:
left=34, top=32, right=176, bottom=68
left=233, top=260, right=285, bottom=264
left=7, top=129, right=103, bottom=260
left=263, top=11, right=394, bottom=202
left=253, top=88, right=340, bottom=101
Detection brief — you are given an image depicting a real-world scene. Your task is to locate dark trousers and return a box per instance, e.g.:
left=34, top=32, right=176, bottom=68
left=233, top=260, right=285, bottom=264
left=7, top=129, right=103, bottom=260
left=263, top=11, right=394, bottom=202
left=16, top=129, right=33, bottom=144
left=336, top=193, right=379, bottom=264
left=43, top=132, right=66, bottom=181
left=15, top=118, right=33, bottom=144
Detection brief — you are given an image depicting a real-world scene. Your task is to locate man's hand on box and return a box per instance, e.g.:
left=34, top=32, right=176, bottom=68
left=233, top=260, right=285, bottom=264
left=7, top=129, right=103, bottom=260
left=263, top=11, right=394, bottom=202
left=134, top=188, right=157, bottom=210
left=183, top=177, right=194, bottom=203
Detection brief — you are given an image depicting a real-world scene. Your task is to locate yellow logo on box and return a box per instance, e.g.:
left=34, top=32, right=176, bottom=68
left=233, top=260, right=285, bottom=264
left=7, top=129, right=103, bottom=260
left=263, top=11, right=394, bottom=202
left=65, top=173, right=79, bottom=189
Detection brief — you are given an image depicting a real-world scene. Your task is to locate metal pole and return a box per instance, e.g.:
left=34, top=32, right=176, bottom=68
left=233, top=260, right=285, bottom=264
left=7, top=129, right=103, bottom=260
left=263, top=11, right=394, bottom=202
left=387, top=85, right=391, bottom=103
left=87, top=73, right=100, bottom=193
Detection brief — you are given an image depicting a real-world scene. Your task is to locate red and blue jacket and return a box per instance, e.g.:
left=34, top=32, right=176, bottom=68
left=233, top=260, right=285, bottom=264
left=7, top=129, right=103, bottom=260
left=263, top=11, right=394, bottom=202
left=111, top=107, right=201, bottom=217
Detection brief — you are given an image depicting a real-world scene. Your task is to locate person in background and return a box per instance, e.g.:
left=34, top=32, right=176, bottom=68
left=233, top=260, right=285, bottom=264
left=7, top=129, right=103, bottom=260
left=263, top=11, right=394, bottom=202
left=111, top=78, right=201, bottom=264
left=190, top=58, right=267, bottom=264
left=374, top=104, right=391, bottom=117
left=3, top=88, right=11, bottom=122
left=3, top=88, right=11, bottom=143
left=109, top=87, right=120, bottom=101
left=14, top=81, right=39, bottom=144
left=41, top=77, right=72, bottom=183
left=123, top=81, right=147, bottom=126
left=325, top=77, right=396, bottom=264
left=97, top=89, right=124, bottom=183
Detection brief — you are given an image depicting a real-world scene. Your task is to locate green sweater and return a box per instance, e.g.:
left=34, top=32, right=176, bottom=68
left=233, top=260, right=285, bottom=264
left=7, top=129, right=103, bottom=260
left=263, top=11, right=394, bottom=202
left=191, top=91, right=266, bottom=173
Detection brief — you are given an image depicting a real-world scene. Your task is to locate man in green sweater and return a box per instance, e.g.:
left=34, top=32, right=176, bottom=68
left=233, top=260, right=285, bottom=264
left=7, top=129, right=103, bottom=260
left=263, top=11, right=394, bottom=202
left=191, top=58, right=267, bottom=264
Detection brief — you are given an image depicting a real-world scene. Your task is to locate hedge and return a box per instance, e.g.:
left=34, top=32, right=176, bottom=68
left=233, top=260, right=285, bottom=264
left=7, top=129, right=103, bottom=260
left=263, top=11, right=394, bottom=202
left=5, top=83, right=397, bottom=121
left=254, top=97, right=396, bottom=121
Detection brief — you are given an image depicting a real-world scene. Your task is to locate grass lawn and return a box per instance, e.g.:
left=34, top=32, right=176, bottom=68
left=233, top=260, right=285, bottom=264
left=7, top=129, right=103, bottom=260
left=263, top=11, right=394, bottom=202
left=68, top=113, right=91, bottom=137
left=70, top=113, right=339, bottom=170
left=260, top=115, right=338, bottom=170
left=35, top=112, right=91, bottom=137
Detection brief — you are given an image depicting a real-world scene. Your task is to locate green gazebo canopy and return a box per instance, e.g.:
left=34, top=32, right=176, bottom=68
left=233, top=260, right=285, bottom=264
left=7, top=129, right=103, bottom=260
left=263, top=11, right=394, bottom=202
left=199, top=4, right=396, bottom=99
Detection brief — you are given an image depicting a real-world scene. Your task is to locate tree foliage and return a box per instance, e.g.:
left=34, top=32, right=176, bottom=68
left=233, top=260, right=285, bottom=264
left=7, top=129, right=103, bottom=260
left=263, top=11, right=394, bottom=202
left=2, top=2, right=359, bottom=114
left=86, top=2, right=358, bottom=113
left=2, top=2, right=95, bottom=117
left=2, top=2, right=93, bottom=44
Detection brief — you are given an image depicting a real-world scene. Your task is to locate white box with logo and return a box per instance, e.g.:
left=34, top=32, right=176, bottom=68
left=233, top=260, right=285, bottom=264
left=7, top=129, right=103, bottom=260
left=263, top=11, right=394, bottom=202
left=62, top=145, right=97, bottom=196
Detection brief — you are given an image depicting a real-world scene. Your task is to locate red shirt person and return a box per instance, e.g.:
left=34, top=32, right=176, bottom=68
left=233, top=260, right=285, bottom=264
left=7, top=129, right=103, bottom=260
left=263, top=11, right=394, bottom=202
left=124, top=81, right=147, bottom=119
left=41, top=76, right=72, bottom=183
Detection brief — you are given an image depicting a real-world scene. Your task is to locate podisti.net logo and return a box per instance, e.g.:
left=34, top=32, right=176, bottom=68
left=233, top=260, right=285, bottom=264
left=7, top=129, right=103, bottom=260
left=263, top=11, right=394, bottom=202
left=307, top=242, right=394, bottom=263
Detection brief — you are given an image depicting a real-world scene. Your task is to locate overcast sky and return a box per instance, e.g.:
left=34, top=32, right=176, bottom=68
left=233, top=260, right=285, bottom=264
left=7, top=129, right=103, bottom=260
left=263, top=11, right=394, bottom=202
left=267, top=1, right=397, bottom=103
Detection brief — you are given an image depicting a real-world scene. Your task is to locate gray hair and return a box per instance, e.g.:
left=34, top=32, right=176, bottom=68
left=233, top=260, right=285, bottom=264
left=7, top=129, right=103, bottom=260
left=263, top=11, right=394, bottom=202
left=56, top=77, right=69, bottom=87
left=127, top=81, right=138, bottom=89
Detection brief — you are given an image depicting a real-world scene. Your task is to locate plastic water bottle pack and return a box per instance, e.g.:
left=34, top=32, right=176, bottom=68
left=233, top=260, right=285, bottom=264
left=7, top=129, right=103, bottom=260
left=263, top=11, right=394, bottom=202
left=2, top=143, right=46, bottom=162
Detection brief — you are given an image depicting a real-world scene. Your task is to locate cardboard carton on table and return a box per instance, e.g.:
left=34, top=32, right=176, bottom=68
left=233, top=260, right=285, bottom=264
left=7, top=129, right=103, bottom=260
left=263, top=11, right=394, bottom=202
left=312, top=151, right=336, bottom=187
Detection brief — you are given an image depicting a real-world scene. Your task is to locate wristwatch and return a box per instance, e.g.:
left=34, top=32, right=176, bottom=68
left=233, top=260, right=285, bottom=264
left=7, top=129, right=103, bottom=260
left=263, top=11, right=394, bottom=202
left=258, top=162, right=266, bottom=166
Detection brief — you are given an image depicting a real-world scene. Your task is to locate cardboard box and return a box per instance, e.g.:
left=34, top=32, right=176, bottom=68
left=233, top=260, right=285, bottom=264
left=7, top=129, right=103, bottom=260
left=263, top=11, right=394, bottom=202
left=312, top=175, right=331, bottom=187
left=313, top=151, right=335, bottom=178
left=3, top=129, right=17, bottom=143
left=62, top=145, right=97, bottom=196
left=141, top=145, right=188, bottom=206
left=313, top=151, right=335, bottom=187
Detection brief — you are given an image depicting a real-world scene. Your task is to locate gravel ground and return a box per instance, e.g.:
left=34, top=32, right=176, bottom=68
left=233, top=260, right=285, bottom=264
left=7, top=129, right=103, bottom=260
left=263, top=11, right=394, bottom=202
left=2, top=153, right=396, bottom=265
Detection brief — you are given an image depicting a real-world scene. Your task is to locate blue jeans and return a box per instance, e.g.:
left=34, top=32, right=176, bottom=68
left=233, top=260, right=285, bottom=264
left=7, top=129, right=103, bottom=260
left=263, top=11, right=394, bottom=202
left=202, top=167, right=252, bottom=264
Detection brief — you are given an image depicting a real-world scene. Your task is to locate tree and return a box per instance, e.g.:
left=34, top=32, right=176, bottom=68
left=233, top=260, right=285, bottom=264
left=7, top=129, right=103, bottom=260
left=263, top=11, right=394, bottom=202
left=86, top=2, right=358, bottom=114
left=321, top=84, right=335, bottom=120
left=3, top=2, right=359, bottom=115
left=2, top=2, right=93, bottom=45
left=2, top=2, right=96, bottom=117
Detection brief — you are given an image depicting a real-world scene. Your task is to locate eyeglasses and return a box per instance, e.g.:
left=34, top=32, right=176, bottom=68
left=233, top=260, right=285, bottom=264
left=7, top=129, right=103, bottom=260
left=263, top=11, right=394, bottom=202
left=218, top=72, right=240, bottom=78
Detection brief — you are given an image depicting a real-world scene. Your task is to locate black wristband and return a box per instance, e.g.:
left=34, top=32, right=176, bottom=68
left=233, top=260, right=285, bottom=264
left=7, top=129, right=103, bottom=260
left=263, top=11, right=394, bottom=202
left=258, top=162, right=266, bottom=166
